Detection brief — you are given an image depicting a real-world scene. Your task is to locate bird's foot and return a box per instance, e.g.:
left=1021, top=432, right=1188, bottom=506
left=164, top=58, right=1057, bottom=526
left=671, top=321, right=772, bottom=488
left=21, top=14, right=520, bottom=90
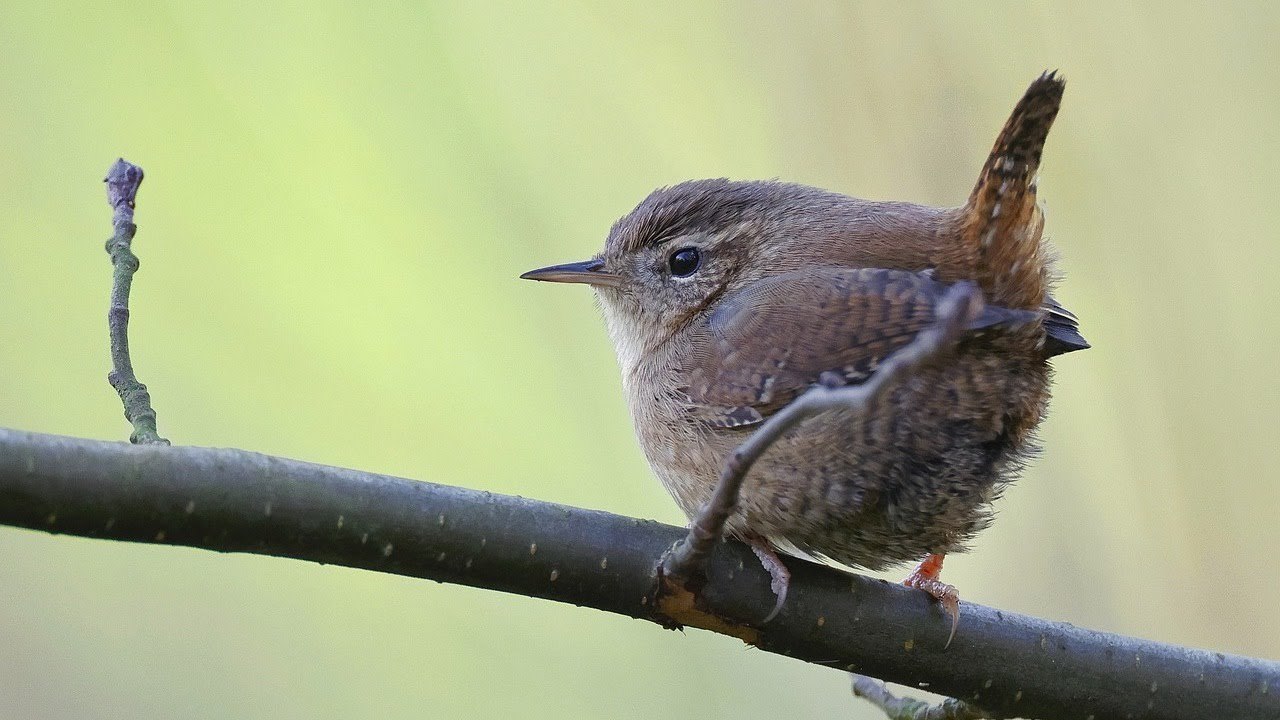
left=745, top=535, right=790, bottom=623
left=902, top=553, right=960, bottom=647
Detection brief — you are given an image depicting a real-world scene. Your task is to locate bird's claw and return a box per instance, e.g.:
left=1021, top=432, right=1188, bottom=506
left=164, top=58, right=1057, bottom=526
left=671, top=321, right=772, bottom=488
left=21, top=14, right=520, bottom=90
left=747, top=538, right=791, bottom=623
left=903, top=553, right=960, bottom=647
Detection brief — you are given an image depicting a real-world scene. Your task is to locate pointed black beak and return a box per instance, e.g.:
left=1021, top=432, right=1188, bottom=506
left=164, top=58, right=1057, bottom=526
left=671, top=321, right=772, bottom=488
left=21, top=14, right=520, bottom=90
left=520, top=258, right=622, bottom=288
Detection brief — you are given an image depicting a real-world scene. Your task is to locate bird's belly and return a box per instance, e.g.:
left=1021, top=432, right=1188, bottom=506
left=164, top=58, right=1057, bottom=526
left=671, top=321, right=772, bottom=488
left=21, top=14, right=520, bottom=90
left=636, top=353, right=1049, bottom=571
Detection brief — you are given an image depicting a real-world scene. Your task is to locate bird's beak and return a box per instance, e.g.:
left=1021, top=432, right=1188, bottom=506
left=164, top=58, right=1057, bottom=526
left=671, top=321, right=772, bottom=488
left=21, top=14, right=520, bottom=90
left=520, top=258, right=622, bottom=288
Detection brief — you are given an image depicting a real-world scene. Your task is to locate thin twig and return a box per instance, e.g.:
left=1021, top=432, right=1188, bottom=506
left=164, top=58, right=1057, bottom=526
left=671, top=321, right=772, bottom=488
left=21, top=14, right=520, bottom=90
left=103, top=158, right=168, bottom=445
left=851, top=674, right=995, bottom=720
left=661, top=282, right=985, bottom=585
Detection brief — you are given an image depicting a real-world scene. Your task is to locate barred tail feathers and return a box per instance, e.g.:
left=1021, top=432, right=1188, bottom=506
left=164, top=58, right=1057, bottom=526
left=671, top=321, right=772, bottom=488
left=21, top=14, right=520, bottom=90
left=946, top=71, right=1065, bottom=310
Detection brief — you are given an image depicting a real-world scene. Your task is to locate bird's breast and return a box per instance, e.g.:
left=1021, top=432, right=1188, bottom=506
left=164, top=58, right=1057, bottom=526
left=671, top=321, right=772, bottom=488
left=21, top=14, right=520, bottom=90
left=622, top=353, right=727, bottom=520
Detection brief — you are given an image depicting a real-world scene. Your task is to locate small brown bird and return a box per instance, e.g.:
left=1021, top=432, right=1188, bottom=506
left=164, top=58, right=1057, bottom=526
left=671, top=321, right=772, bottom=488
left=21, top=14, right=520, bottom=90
left=523, top=73, right=1086, bottom=625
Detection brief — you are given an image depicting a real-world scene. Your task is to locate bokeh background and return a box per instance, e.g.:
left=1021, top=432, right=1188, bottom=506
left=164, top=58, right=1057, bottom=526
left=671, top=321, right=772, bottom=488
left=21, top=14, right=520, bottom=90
left=2, top=3, right=1278, bottom=718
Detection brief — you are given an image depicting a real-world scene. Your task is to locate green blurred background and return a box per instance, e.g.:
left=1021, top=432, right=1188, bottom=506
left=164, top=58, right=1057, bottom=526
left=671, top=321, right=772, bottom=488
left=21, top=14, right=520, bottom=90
left=2, top=3, right=1277, bottom=718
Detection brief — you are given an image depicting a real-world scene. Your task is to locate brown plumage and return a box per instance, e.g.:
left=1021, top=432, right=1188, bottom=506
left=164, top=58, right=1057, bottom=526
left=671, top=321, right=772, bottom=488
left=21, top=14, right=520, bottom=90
left=940, top=71, right=1064, bottom=310
left=523, top=73, right=1085, bottom=607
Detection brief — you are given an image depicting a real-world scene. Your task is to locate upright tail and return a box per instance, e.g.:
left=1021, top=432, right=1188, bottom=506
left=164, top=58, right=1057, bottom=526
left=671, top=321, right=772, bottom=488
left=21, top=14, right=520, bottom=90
left=940, top=71, right=1064, bottom=310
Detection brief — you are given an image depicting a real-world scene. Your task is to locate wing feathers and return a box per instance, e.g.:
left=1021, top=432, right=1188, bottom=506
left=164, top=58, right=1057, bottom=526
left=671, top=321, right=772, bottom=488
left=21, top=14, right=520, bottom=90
left=679, top=268, right=1036, bottom=428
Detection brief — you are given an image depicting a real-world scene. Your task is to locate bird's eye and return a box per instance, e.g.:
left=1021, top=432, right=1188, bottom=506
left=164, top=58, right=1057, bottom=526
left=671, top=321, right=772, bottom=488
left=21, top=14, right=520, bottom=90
left=668, top=247, right=701, bottom=277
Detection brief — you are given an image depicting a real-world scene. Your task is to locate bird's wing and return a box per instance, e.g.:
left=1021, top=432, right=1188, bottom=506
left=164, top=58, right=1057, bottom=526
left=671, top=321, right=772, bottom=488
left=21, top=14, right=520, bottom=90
left=677, top=267, right=1034, bottom=428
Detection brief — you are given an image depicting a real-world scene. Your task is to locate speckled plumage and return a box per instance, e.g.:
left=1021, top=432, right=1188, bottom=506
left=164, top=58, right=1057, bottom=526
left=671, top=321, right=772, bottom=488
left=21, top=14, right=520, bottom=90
left=526, top=73, right=1086, bottom=575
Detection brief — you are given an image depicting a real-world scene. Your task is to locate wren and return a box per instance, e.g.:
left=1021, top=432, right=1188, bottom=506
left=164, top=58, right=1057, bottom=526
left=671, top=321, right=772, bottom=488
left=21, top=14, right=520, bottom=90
left=522, top=73, right=1086, bottom=623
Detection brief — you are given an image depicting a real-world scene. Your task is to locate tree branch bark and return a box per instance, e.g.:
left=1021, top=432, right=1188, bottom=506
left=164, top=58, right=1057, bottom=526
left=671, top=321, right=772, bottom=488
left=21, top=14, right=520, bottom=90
left=1, top=427, right=1276, bottom=720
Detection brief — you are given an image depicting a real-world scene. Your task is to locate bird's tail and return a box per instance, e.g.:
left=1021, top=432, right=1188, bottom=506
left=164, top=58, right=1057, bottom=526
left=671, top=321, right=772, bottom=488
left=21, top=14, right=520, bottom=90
left=941, top=71, right=1064, bottom=310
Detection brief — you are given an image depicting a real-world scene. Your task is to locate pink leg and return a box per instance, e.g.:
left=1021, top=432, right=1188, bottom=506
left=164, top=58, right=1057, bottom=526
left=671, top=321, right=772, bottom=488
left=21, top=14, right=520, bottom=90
left=903, top=553, right=960, bottom=647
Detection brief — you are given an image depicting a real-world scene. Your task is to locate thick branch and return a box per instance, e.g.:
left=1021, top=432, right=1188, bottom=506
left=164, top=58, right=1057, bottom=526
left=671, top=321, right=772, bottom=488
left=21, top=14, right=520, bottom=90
left=103, top=158, right=168, bottom=446
left=1, top=427, right=1276, bottom=720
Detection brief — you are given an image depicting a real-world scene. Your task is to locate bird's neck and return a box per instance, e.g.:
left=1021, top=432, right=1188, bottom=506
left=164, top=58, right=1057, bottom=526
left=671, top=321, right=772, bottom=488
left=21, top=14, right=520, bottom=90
left=597, top=293, right=685, bottom=381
